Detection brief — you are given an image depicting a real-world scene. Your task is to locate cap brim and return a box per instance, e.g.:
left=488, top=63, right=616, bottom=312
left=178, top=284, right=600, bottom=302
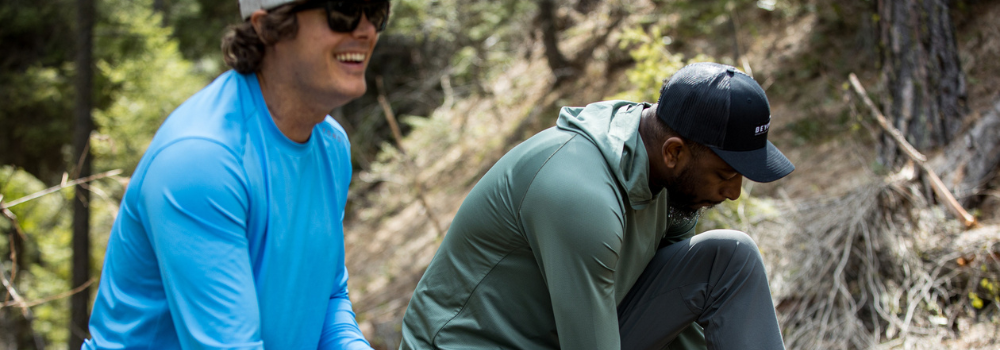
left=710, top=141, right=794, bottom=183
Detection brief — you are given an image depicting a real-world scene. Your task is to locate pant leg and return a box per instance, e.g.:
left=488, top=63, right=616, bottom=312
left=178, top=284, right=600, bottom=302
left=617, top=230, right=785, bottom=350
left=666, top=323, right=706, bottom=350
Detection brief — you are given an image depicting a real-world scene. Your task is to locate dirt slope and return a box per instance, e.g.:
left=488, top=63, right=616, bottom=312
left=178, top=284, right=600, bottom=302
left=343, top=2, right=1000, bottom=348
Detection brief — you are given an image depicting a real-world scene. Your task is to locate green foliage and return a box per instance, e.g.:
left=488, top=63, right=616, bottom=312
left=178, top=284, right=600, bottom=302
left=1, top=165, right=73, bottom=346
left=339, top=0, right=538, bottom=171
left=608, top=25, right=714, bottom=102
left=970, top=275, right=1000, bottom=310
left=695, top=185, right=780, bottom=233
left=389, top=0, right=457, bottom=43
left=1, top=165, right=124, bottom=349
left=655, top=0, right=801, bottom=35
left=388, top=0, right=534, bottom=88
left=391, top=0, right=533, bottom=44
left=91, top=0, right=206, bottom=175
left=610, top=26, right=684, bottom=102
left=0, top=0, right=77, bottom=183
left=607, top=23, right=779, bottom=235
left=0, top=0, right=74, bottom=69
left=0, top=65, right=76, bottom=184
left=2, top=0, right=205, bottom=347
left=166, top=0, right=239, bottom=72
left=0, top=0, right=207, bottom=182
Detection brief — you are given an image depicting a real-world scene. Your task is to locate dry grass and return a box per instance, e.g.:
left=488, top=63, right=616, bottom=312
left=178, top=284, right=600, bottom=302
left=754, top=170, right=1000, bottom=349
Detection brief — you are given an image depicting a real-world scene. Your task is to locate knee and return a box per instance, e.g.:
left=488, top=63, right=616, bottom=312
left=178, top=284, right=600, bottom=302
left=694, top=229, right=763, bottom=263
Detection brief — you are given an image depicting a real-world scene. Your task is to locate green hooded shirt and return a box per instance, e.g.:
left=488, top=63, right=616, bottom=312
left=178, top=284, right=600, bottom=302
left=400, top=101, right=704, bottom=349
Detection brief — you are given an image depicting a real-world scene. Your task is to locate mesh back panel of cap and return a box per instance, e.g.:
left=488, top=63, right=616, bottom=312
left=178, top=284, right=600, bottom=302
left=658, top=63, right=732, bottom=148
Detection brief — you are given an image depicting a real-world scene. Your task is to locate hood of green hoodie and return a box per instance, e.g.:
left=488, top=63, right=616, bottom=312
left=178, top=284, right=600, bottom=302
left=555, top=100, right=656, bottom=210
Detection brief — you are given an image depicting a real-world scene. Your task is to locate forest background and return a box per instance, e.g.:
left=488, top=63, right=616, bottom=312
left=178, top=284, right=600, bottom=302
left=2, top=0, right=1000, bottom=349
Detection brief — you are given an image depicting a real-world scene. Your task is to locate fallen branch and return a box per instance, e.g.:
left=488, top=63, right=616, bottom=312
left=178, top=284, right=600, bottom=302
left=1, top=277, right=97, bottom=309
left=848, top=73, right=976, bottom=228
left=1, top=169, right=123, bottom=210
left=375, top=76, right=446, bottom=236
left=376, top=76, right=406, bottom=154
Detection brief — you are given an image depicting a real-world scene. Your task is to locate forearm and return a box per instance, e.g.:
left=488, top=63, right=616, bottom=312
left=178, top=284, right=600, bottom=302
left=318, top=267, right=372, bottom=350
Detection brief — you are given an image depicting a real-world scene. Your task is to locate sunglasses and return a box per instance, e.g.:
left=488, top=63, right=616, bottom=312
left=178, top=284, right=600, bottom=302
left=297, top=1, right=391, bottom=33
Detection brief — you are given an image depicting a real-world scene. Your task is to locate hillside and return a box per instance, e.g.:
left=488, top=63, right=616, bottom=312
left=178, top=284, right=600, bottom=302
left=342, top=1, right=1000, bottom=349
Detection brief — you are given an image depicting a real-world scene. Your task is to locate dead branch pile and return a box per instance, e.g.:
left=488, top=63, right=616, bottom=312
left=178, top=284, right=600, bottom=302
left=763, top=177, right=1000, bottom=349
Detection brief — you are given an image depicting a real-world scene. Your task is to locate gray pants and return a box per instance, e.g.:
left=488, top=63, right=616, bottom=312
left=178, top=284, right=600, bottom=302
left=617, top=230, right=785, bottom=350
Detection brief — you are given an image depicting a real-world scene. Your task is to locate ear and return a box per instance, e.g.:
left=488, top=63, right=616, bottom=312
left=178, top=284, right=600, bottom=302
left=661, top=136, right=687, bottom=170
left=249, top=9, right=269, bottom=38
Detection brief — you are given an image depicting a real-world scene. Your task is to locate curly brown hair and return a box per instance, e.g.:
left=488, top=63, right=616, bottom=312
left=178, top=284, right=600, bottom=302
left=221, top=2, right=305, bottom=74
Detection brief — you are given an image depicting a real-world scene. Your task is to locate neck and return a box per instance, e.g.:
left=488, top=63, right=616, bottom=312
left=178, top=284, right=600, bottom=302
left=639, top=106, right=666, bottom=192
left=256, top=64, right=341, bottom=143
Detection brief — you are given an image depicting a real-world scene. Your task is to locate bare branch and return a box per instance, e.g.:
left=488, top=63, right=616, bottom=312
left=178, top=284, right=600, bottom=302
left=374, top=78, right=446, bottom=237
left=1, top=277, right=97, bottom=309
left=1, top=268, right=30, bottom=317
left=848, top=74, right=925, bottom=162
left=848, top=73, right=976, bottom=228
left=0, top=169, right=122, bottom=210
left=376, top=76, right=406, bottom=155
left=2, top=207, right=26, bottom=284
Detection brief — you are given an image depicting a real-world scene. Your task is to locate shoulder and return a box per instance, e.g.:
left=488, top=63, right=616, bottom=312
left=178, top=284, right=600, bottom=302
left=127, top=138, right=250, bottom=229
left=525, top=134, right=621, bottom=205
left=517, top=139, right=627, bottom=258
left=519, top=134, right=626, bottom=229
left=149, top=71, right=256, bottom=155
left=137, top=138, right=248, bottom=201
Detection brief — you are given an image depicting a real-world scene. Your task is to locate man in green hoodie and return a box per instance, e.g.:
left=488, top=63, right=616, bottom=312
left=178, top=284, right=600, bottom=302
left=400, top=62, right=794, bottom=350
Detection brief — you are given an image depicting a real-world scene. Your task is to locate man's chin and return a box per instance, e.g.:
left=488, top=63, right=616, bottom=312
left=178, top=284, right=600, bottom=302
left=668, top=205, right=703, bottom=221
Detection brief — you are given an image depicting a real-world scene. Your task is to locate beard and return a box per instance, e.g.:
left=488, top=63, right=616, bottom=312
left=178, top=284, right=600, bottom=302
left=668, top=205, right=703, bottom=222
left=664, top=166, right=706, bottom=221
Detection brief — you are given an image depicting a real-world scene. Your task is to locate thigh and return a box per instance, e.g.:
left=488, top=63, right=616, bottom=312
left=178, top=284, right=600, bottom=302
left=618, top=230, right=761, bottom=350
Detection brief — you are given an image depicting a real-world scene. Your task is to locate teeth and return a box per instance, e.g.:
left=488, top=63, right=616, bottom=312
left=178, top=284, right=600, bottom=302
left=336, top=53, right=365, bottom=62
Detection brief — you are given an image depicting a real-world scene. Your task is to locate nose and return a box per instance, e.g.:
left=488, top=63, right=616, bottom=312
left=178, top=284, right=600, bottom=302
left=721, top=175, right=743, bottom=201
left=354, top=13, right=377, bottom=37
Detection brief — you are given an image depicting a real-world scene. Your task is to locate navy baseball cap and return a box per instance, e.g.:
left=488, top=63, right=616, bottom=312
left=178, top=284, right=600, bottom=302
left=656, top=62, right=794, bottom=183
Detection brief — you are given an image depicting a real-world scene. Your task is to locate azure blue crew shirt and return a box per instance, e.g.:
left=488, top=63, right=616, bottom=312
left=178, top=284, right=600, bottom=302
left=84, top=70, right=371, bottom=350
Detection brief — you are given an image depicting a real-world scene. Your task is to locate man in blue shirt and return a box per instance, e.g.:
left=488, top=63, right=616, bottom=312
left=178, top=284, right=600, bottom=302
left=84, top=1, right=390, bottom=348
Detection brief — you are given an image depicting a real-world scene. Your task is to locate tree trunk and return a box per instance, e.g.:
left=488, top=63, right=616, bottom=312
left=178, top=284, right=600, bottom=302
left=538, top=0, right=572, bottom=84
left=939, top=99, right=1000, bottom=208
left=70, top=0, right=94, bottom=347
left=0, top=308, right=43, bottom=350
left=153, top=0, right=169, bottom=27
left=877, top=0, right=968, bottom=169
left=574, top=0, right=598, bottom=14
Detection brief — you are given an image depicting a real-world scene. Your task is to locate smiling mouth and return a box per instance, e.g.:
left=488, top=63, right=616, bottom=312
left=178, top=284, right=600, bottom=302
left=335, top=53, right=366, bottom=63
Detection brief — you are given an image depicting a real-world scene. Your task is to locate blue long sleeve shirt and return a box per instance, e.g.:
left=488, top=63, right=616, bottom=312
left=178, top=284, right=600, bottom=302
left=85, top=70, right=371, bottom=350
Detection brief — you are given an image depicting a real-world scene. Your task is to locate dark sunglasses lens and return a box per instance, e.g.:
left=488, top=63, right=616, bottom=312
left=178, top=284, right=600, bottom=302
left=363, top=2, right=390, bottom=31
left=326, top=2, right=362, bottom=32
left=325, top=1, right=390, bottom=32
